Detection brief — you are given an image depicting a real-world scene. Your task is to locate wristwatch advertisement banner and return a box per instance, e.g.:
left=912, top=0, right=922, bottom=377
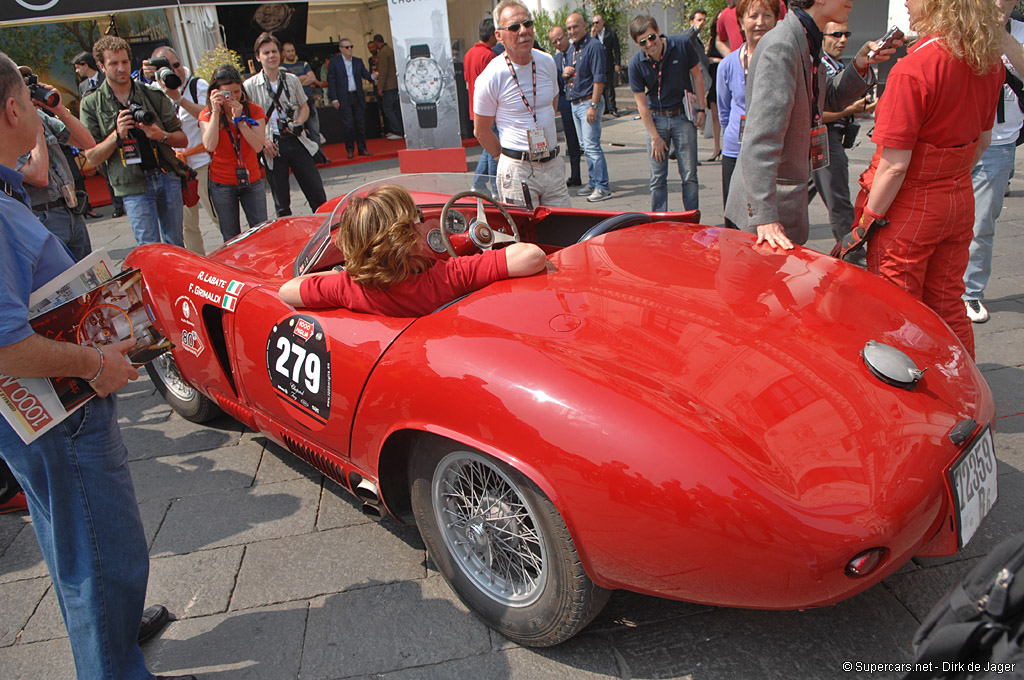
left=388, top=0, right=461, bottom=149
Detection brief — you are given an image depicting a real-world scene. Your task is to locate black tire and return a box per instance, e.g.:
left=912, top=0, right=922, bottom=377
left=410, top=438, right=610, bottom=647
left=145, top=352, right=222, bottom=423
left=0, top=457, right=21, bottom=505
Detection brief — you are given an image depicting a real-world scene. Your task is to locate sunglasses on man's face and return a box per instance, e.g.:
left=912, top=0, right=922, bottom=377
left=826, top=31, right=852, bottom=38
left=499, top=19, right=534, bottom=32
left=341, top=44, right=353, bottom=49
left=637, top=34, right=658, bottom=46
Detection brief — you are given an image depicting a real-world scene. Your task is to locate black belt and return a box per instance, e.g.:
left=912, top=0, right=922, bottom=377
left=569, top=97, right=593, bottom=105
left=32, top=199, right=66, bottom=212
left=501, top=147, right=560, bottom=163
left=651, top=107, right=685, bottom=117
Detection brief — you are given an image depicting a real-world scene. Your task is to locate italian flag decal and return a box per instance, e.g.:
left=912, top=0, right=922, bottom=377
left=222, top=280, right=244, bottom=312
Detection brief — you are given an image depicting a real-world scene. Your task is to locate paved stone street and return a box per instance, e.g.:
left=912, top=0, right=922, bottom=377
left=2, top=99, right=1023, bottom=679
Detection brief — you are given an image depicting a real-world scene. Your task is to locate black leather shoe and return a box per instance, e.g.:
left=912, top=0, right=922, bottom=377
left=111, top=208, right=125, bottom=218
left=358, top=150, right=373, bottom=157
left=139, top=604, right=171, bottom=644
left=346, top=151, right=354, bottom=159
left=566, top=177, right=582, bottom=187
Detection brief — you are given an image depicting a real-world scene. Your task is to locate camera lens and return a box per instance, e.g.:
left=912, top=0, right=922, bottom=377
left=29, top=83, right=60, bottom=108
left=130, top=106, right=156, bottom=125
left=157, top=67, right=181, bottom=90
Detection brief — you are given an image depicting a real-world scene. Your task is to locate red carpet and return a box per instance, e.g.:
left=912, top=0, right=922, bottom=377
left=83, top=137, right=481, bottom=209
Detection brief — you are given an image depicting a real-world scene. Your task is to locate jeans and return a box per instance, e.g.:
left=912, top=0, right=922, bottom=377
left=210, top=177, right=269, bottom=242
left=964, top=142, right=1015, bottom=301
left=472, top=123, right=498, bottom=194
left=381, top=88, right=404, bottom=136
left=648, top=113, right=698, bottom=212
left=120, top=170, right=184, bottom=247
left=266, top=135, right=328, bottom=217
left=0, top=397, right=153, bottom=680
left=33, top=205, right=92, bottom=261
left=571, top=98, right=609, bottom=191
left=558, top=94, right=582, bottom=181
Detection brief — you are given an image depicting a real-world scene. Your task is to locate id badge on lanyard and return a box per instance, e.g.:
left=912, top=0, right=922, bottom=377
left=810, top=124, right=829, bottom=170
left=527, top=127, right=549, bottom=158
left=121, top=136, right=142, bottom=166
left=738, top=115, right=746, bottom=143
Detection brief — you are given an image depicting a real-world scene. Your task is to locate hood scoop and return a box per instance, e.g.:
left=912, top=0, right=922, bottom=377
left=862, top=340, right=926, bottom=390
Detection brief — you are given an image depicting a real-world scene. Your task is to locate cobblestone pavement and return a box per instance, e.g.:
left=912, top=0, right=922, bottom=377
left=2, top=99, right=1022, bottom=679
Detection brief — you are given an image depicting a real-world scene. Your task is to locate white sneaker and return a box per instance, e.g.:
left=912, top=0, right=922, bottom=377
left=965, top=299, right=989, bottom=323
left=586, top=188, right=613, bottom=202
left=385, top=133, right=403, bottom=140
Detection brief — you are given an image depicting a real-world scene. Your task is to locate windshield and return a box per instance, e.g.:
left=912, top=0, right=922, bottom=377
left=293, top=173, right=505, bottom=277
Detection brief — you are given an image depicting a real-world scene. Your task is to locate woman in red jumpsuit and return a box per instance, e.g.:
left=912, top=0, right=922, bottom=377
left=853, top=0, right=1004, bottom=357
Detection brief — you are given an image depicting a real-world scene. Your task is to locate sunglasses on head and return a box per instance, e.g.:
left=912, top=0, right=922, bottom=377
left=499, top=19, right=534, bottom=32
left=637, top=35, right=658, bottom=46
left=826, top=31, right=852, bottom=38
left=415, top=208, right=425, bottom=223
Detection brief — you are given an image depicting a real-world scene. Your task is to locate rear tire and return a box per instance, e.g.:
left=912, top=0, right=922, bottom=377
left=410, top=438, right=610, bottom=646
left=146, top=352, right=222, bottom=423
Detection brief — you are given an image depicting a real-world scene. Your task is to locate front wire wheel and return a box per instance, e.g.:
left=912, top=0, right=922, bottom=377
left=411, top=441, right=610, bottom=646
left=145, top=352, right=222, bottom=423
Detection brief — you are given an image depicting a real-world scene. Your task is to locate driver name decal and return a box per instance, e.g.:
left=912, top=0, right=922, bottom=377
left=266, top=314, right=331, bottom=428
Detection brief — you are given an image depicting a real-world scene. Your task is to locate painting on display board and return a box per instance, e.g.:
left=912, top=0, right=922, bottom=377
left=388, top=0, right=461, bottom=149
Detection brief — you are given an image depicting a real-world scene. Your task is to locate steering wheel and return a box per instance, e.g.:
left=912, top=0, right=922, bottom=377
left=439, top=191, right=520, bottom=257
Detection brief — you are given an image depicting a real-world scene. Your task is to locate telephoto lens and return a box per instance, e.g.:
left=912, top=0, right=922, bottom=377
left=24, top=74, right=60, bottom=108
left=149, top=57, right=182, bottom=89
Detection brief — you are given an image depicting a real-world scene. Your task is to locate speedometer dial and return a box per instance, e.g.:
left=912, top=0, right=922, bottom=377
left=426, top=228, right=447, bottom=253
left=445, top=209, right=468, bottom=234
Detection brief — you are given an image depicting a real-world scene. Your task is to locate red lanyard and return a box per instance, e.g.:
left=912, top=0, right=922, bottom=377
left=504, top=54, right=538, bottom=123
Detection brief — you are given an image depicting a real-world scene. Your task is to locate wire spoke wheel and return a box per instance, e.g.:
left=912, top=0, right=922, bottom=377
left=145, top=351, right=221, bottom=423
left=152, top=352, right=197, bottom=403
left=433, top=451, right=547, bottom=607
left=410, top=437, right=610, bottom=646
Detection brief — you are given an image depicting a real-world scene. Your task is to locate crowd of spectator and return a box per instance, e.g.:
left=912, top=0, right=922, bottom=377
left=18, top=0, right=1021, bottom=347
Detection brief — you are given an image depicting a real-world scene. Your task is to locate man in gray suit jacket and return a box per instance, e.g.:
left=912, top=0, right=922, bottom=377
left=724, top=0, right=899, bottom=249
left=72, top=52, right=103, bottom=99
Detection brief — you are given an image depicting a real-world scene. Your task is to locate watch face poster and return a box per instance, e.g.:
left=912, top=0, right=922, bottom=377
left=389, top=0, right=461, bottom=149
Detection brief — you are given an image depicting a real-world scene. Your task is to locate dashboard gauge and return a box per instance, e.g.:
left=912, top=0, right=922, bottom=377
left=445, top=209, right=468, bottom=234
left=426, top=228, right=447, bottom=253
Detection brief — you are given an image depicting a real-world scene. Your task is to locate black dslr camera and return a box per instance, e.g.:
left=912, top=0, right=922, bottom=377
left=277, top=107, right=304, bottom=136
left=128, top=103, right=156, bottom=125
left=149, top=57, right=182, bottom=89
left=24, top=74, right=60, bottom=108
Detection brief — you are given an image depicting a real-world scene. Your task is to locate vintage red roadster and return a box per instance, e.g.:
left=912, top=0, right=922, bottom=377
left=125, top=174, right=998, bottom=646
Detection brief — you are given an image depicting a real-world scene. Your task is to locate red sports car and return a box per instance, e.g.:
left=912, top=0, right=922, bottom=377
left=126, top=174, right=998, bottom=647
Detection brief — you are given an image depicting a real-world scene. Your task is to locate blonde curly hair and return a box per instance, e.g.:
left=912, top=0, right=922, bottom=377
left=335, top=186, right=431, bottom=290
left=913, top=0, right=1004, bottom=75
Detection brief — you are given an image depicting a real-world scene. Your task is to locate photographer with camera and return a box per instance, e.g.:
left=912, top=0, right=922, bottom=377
left=80, top=36, right=188, bottom=247
left=200, top=65, right=268, bottom=241
left=147, top=46, right=217, bottom=255
left=15, top=65, right=96, bottom=261
left=244, top=32, right=326, bottom=217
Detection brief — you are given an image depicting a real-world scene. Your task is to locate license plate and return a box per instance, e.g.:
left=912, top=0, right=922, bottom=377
left=949, top=426, right=997, bottom=548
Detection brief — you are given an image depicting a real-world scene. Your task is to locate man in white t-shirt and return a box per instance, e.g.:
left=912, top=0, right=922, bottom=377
left=148, top=46, right=216, bottom=254
left=474, top=0, right=571, bottom=208
left=963, top=0, right=1024, bottom=323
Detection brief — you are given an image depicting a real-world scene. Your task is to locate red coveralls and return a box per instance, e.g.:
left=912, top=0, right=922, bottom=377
left=852, top=37, right=1002, bottom=358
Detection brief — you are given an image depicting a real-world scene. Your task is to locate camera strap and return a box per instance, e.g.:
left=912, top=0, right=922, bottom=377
left=263, top=74, right=288, bottom=124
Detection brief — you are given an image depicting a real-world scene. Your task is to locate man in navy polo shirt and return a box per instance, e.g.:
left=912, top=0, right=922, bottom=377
left=627, top=14, right=706, bottom=212
left=564, top=12, right=611, bottom=202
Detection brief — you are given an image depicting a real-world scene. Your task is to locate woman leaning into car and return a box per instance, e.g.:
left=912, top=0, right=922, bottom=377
left=278, top=185, right=547, bottom=317
left=852, top=0, right=1003, bottom=358
left=199, top=65, right=268, bottom=242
